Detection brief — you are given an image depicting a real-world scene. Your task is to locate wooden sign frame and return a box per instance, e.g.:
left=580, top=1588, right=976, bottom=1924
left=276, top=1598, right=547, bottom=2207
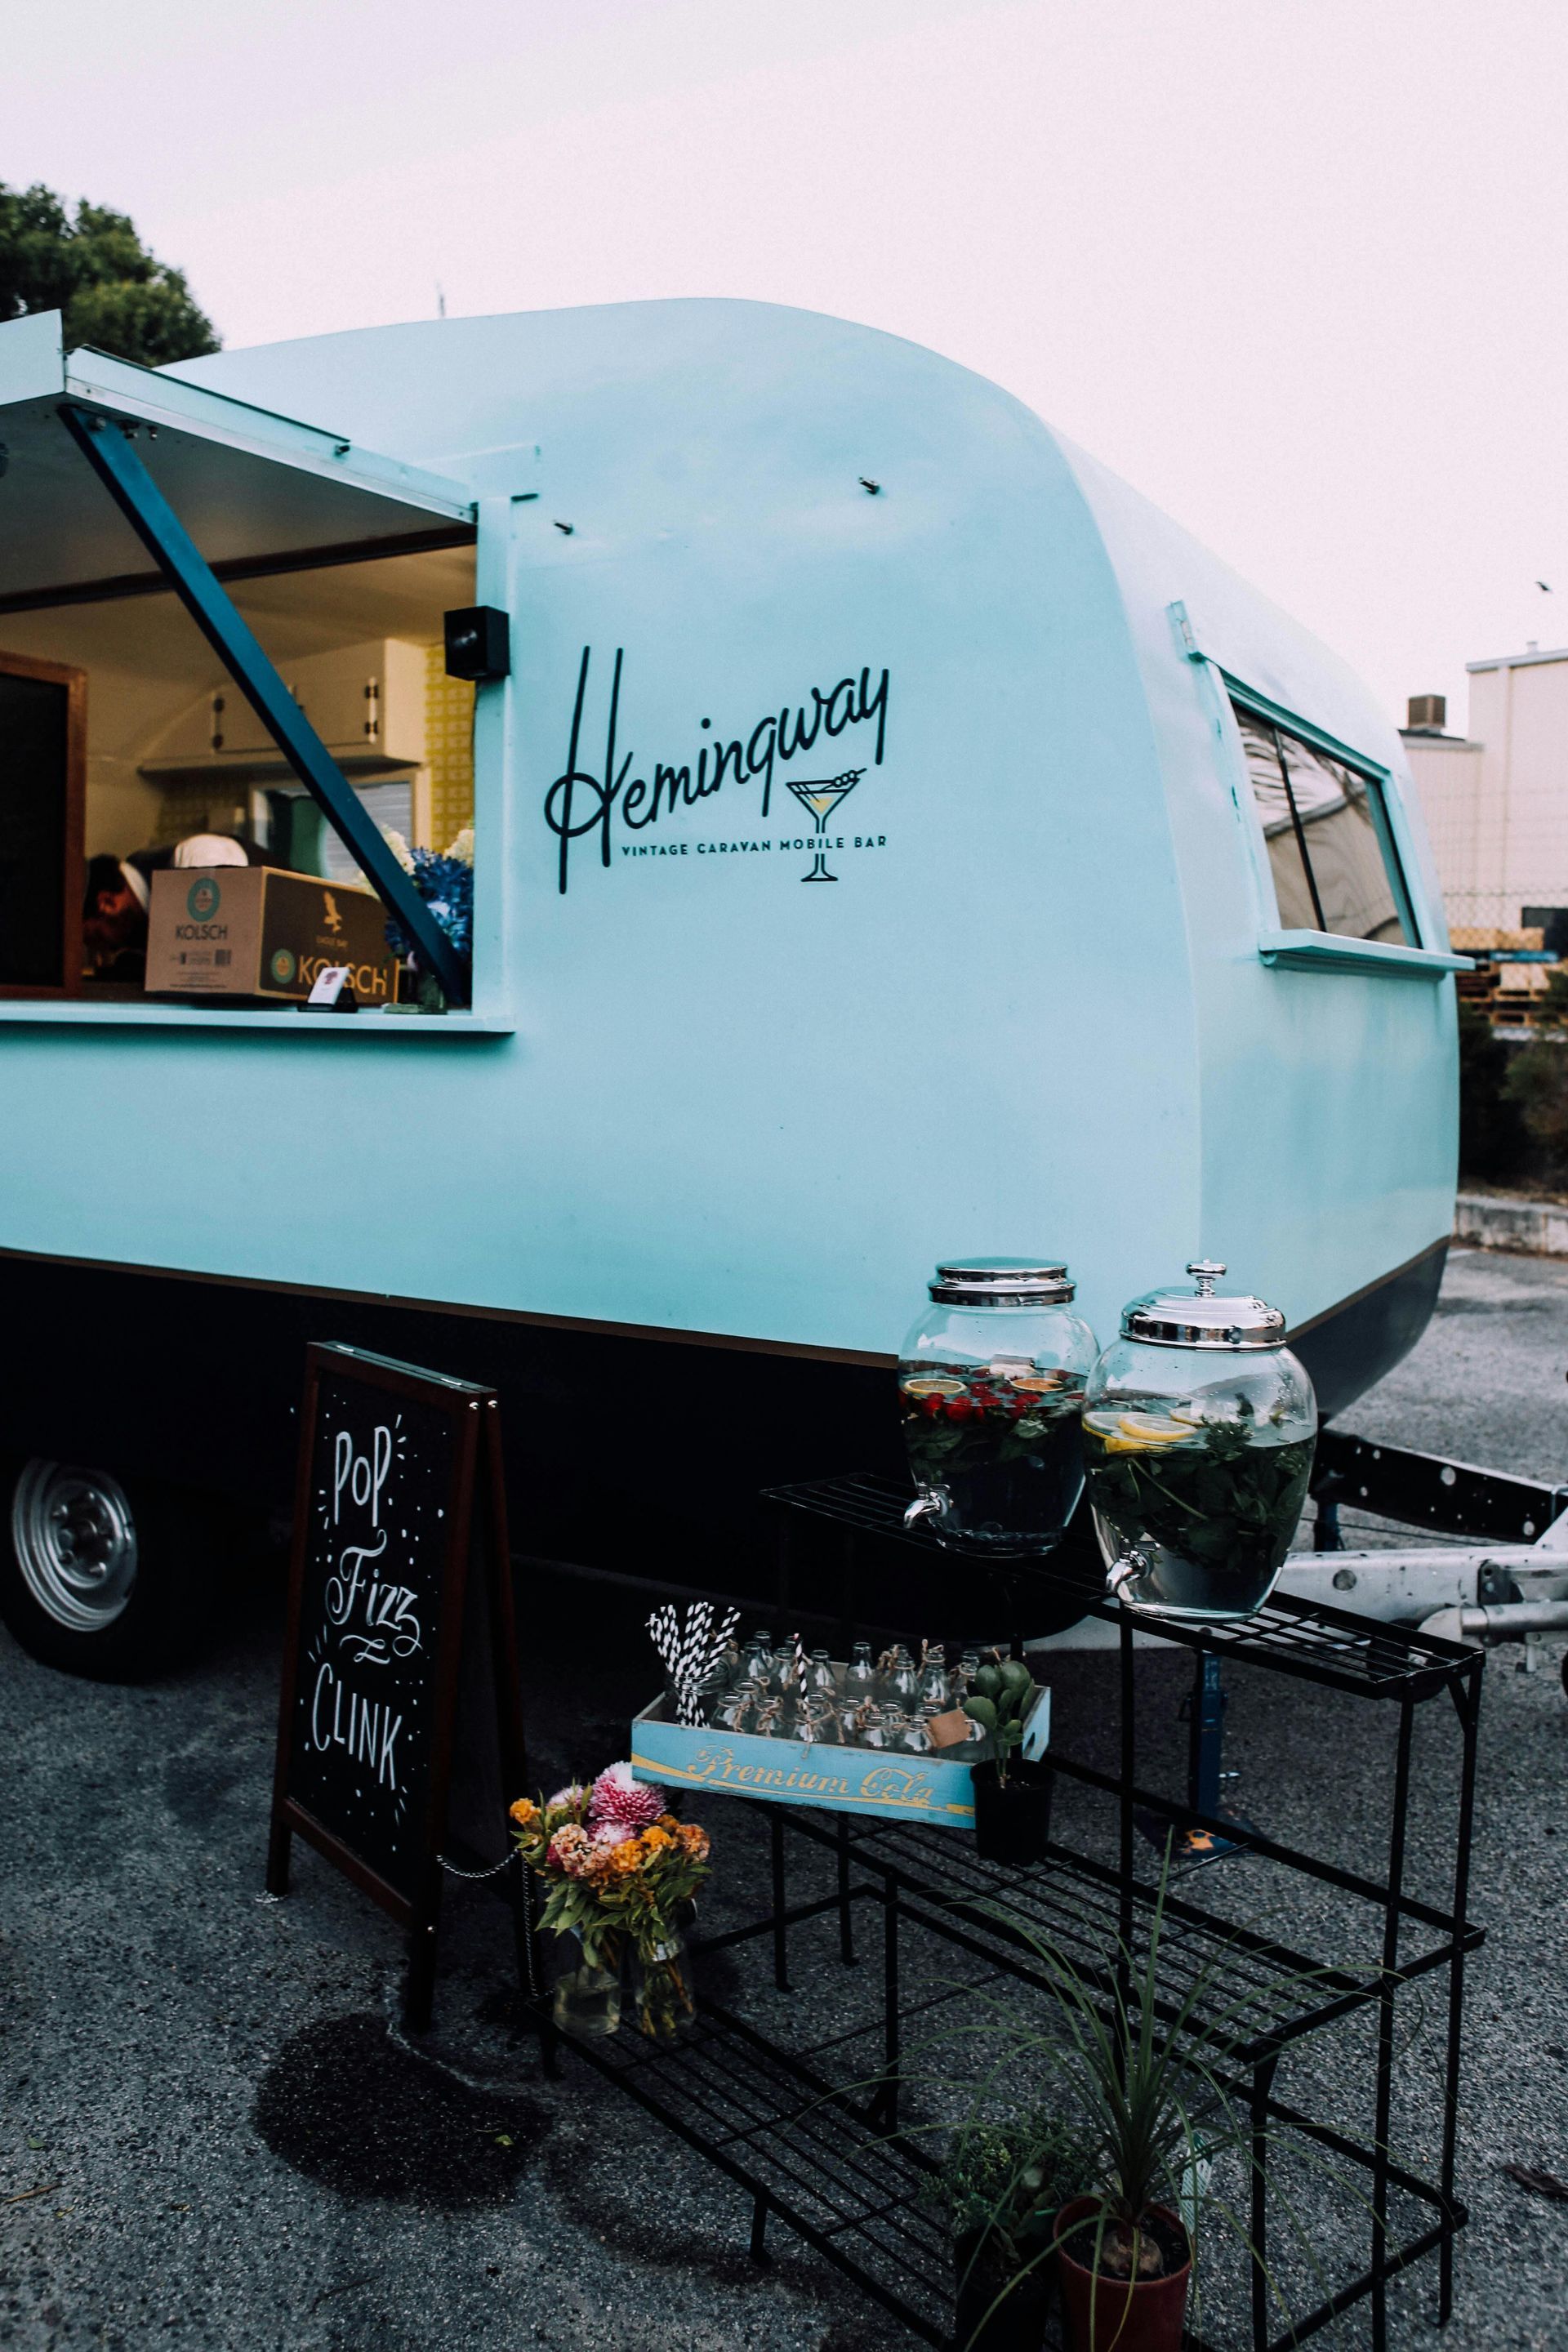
left=266, top=1342, right=528, bottom=2029
left=0, top=648, right=86, bottom=998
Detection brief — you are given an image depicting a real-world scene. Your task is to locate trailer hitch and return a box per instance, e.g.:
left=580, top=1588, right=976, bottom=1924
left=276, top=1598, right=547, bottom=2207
left=1418, top=1599, right=1568, bottom=1646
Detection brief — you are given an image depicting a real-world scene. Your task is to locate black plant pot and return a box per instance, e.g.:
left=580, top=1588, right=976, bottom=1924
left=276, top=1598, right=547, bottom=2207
left=953, top=2225, right=1055, bottom=2351
left=971, top=1757, right=1054, bottom=1867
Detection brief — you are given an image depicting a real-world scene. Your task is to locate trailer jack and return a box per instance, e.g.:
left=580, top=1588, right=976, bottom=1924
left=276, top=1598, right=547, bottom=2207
left=1135, top=1647, right=1252, bottom=1866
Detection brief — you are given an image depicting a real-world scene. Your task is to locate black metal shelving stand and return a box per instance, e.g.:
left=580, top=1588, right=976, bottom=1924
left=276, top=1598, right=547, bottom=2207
left=531, top=1473, right=1485, bottom=2351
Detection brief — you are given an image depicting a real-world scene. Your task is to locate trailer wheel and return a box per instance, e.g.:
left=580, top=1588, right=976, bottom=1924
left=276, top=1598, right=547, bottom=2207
left=0, top=1458, right=201, bottom=1682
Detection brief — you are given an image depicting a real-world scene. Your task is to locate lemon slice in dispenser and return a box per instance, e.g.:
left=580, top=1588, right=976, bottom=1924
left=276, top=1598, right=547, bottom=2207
left=903, top=1375, right=965, bottom=1399
left=1115, top=1412, right=1198, bottom=1448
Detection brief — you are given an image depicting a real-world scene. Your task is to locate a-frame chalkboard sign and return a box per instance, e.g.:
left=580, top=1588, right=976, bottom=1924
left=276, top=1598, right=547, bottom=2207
left=266, top=1343, right=528, bottom=2029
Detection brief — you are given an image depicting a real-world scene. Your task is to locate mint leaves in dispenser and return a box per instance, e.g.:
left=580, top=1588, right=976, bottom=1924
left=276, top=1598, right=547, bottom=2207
left=1081, top=1261, right=1316, bottom=1620
left=900, top=1258, right=1098, bottom=1552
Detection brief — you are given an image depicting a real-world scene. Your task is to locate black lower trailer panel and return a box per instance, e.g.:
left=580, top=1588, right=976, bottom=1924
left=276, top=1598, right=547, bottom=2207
left=0, top=1235, right=1453, bottom=1638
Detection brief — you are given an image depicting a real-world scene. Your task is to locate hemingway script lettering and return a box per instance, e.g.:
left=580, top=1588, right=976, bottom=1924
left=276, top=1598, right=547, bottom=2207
left=544, top=647, right=891, bottom=893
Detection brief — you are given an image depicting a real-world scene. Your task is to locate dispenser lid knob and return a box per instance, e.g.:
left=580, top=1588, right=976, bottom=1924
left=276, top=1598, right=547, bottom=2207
left=1122, top=1261, right=1287, bottom=1348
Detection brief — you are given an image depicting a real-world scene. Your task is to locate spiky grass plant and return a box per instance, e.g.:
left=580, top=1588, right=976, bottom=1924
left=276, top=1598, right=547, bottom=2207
left=915, top=1839, right=1380, bottom=2347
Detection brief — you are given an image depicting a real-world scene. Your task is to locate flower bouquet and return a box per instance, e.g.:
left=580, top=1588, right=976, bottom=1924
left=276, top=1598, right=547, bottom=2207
left=510, top=1762, right=712, bottom=2041
left=380, top=826, right=474, bottom=1012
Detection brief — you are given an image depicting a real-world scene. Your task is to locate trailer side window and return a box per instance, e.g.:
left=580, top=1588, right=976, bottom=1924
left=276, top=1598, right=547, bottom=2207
left=1233, top=705, right=1413, bottom=947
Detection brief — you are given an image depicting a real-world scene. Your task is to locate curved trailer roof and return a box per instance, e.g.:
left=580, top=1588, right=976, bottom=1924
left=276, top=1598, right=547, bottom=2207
left=0, top=301, right=1459, bottom=1411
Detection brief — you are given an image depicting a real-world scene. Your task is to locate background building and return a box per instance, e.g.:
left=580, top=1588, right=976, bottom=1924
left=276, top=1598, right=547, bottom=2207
left=1404, top=652, right=1568, bottom=942
left=1403, top=654, right=1568, bottom=1018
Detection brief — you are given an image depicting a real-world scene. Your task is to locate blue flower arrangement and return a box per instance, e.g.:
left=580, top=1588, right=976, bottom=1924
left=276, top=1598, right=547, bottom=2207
left=384, top=847, right=474, bottom=966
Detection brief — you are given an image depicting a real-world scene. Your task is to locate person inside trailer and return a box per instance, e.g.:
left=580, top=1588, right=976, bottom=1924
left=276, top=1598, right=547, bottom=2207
left=82, top=853, right=156, bottom=984
left=82, top=831, right=261, bottom=985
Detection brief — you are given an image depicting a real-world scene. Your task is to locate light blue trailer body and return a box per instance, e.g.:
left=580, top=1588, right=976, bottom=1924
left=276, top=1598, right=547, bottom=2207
left=0, top=301, right=1457, bottom=1390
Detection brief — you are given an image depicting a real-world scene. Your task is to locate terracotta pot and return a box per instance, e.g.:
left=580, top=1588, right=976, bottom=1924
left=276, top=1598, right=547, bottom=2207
left=1054, top=2197, right=1191, bottom=2352
left=971, top=1757, right=1054, bottom=1866
left=952, top=2223, right=1055, bottom=2350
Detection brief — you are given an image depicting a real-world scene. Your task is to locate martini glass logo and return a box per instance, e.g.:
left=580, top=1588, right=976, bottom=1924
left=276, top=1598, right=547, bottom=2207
left=785, top=768, right=866, bottom=882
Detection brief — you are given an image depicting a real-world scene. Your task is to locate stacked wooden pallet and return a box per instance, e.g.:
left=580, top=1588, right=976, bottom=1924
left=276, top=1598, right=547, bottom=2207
left=1450, top=927, right=1561, bottom=1022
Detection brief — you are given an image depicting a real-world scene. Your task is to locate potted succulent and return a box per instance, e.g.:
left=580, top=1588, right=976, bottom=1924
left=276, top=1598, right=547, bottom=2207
left=964, top=1652, right=1052, bottom=1864
left=929, top=2108, right=1086, bottom=2351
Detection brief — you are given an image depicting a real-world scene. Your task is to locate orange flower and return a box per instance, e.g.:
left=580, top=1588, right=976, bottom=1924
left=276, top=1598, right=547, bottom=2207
left=509, top=1797, right=539, bottom=1827
left=657, top=1813, right=682, bottom=1834
left=640, top=1825, right=675, bottom=1853
left=679, top=1824, right=710, bottom=1860
left=608, top=1840, right=645, bottom=1874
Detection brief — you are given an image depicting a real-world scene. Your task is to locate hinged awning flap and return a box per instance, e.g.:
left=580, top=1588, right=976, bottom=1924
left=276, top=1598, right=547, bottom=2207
left=0, top=311, right=475, bottom=609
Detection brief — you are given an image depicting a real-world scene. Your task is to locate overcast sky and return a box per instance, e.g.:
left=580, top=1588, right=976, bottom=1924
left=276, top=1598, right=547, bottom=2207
left=7, top=0, right=1566, bottom=730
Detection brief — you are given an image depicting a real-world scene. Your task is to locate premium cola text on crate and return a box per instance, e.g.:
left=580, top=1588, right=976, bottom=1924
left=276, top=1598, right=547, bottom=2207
left=630, top=1682, right=1049, bottom=1829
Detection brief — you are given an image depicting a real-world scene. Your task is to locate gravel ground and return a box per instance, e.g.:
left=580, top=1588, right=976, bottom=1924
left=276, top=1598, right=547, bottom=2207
left=2, top=1243, right=1566, bottom=2351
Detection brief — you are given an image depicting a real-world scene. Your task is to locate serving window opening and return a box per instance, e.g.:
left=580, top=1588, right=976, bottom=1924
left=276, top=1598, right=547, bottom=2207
left=0, top=541, right=477, bottom=1006
left=1233, top=701, right=1415, bottom=949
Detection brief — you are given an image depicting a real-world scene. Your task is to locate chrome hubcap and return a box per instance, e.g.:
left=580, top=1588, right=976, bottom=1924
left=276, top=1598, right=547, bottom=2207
left=12, top=1459, right=137, bottom=1632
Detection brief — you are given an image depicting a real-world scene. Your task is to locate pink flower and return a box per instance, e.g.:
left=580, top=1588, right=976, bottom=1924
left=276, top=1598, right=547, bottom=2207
left=590, top=1762, right=663, bottom=1834
left=546, top=1823, right=592, bottom=1878
left=588, top=1822, right=634, bottom=1858
left=547, top=1781, right=589, bottom=1811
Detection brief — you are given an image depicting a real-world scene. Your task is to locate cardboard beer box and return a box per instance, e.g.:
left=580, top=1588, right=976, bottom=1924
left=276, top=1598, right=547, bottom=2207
left=630, top=1680, right=1049, bottom=1830
left=145, top=866, right=403, bottom=1004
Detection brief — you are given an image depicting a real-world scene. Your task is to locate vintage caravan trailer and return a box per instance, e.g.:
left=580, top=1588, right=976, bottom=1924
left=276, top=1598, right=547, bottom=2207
left=0, top=300, right=1463, bottom=1674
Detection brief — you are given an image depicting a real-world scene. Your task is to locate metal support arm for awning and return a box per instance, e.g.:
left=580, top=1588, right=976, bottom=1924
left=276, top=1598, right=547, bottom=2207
left=58, top=401, right=471, bottom=1009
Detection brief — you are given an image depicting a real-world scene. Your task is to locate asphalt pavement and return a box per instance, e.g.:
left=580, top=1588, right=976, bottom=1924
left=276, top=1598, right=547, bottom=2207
left=2, top=1244, right=1565, bottom=2351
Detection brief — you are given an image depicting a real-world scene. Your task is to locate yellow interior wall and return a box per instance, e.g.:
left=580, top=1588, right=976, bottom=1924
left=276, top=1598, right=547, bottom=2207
left=153, top=776, right=251, bottom=848
left=425, top=645, right=474, bottom=849
left=88, top=772, right=172, bottom=858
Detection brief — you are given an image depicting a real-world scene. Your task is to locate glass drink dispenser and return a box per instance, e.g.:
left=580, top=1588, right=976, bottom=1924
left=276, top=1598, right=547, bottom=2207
left=1081, top=1260, right=1316, bottom=1620
left=899, top=1258, right=1098, bottom=1553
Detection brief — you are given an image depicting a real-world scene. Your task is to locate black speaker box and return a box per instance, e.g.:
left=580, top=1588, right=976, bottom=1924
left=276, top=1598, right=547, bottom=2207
left=443, top=606, right=510, bottom=683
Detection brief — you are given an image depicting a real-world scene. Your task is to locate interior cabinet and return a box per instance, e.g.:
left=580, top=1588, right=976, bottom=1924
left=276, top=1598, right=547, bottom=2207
left=139, top=639, right=428, bottom=777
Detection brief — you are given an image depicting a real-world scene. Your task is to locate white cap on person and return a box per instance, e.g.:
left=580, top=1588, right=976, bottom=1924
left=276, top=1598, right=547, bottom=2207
left=173, top=834, right=249, bottom=868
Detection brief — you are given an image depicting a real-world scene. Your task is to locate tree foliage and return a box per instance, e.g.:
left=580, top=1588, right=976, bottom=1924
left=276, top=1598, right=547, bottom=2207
left=0, top=180, right=218, bottom=368
left=1502, top=969, right=1568, bottom=1187
left=1458, top=1000, right=1527, bottom=1183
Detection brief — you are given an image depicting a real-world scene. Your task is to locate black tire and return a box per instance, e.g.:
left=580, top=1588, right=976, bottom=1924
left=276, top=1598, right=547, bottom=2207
left=0, top=1456, right=207, bottom=1682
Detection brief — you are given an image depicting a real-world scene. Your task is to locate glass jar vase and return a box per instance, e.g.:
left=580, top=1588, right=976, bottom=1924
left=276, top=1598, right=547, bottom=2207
left=548, top=1929, right=623, bottom=2038
left=899, top=1258, right=1098, bottom=1553
left=629, top=1927, right=697, bottom=2041
left=1082, top=1260, right=1316, bottom=1621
